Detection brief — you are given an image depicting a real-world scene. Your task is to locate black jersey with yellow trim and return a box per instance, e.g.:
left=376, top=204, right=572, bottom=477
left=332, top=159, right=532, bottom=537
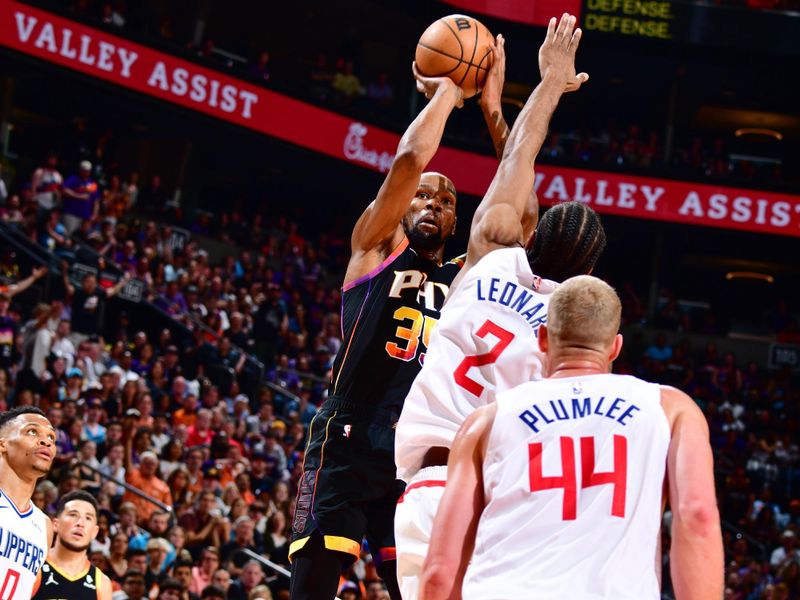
left=330, top=239, right=462, bottom=416
left=32, top=559, right=104, bottom=600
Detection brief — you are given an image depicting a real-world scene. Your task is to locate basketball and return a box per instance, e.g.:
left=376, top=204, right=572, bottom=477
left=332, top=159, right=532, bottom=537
left=415, top=14, right=494, bottom=99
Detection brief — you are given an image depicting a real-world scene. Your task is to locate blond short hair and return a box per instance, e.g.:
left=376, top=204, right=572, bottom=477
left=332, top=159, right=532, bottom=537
left=547, top=275, right=621, bottom=349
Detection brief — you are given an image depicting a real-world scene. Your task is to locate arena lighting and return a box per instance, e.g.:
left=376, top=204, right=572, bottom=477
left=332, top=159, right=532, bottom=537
left=725, top=271, right=775, bottom=283
left=734, top=128, right=783, bottom=141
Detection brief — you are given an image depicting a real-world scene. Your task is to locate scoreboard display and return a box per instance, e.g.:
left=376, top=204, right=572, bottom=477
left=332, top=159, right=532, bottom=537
left=583, top=0, right=676, bottom=39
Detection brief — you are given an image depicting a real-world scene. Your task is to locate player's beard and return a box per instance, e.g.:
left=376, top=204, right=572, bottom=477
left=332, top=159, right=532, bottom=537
left=60, top=538, right=91, bottom=553
left=404, top=221, right=445, bottom=253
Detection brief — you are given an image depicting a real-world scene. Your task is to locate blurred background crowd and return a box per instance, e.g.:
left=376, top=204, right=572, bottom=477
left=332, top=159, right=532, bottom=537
left=1, top=0, right=799, bottom=599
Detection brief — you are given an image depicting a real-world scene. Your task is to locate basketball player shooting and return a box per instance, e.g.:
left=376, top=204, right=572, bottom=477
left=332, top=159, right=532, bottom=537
left=0, top=406, right=56, bottom=599
left=395, top=15, right=601, bottom=599
left=421, top=276, right=724, bottom=599
left=289, top=25, right=521, bottom=600
left=32, top=490, right=113, bottom=600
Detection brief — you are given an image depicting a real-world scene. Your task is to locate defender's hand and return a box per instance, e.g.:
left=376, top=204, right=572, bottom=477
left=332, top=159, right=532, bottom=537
left=538, top=14, right=589, bottom=93
left=480, top=34, right=506, bottom=111
left=412, top=62, right=464, bottom=108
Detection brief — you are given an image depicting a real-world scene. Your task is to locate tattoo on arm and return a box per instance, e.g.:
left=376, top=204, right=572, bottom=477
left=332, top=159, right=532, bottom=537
left=491, top=111, right=510, bottom=160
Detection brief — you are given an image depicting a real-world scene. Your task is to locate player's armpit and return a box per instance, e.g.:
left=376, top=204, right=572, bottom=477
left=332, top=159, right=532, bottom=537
left=463, top=203, right=525, bottom=271
left=661, top=386, right=724, bottom=600
left=420, top=404, right=495, bottom=600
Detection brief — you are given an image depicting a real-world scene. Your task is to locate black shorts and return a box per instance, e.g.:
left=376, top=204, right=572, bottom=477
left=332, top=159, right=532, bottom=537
left=289, top=397, right=404, bottom=566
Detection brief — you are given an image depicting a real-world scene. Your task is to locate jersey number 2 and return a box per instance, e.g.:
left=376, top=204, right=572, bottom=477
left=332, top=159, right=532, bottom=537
left=0, top=569, right=20, bottom=600
left=529, top=435, right=628, bottom=520
left=453, top=320, right=515, bottom=397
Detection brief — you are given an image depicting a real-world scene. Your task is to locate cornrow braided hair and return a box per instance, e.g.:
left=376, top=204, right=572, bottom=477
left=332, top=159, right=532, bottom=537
left=528, top=201, right=606, bottom=282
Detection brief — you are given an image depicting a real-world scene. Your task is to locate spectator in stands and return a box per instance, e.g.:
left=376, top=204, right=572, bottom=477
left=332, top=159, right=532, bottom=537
left=645, top=333, right=673, bottom=362
left=190, top=547, right=220, bottom=596
left=18, top=302, right=52, bottom=390
left=0, top=194, right=23, bottom=223
left=63, top=262, right=130, bottom=343
left=139, top=175, right=169, bottom=216
left=211, top=570, right=231, bottom=596
left=122, top=441, right=173, bottom=525
left=226, top=560, right=265, bottom=600
left=331, top=59, right=364, bottom=105
left=101, top=2, right=125, bottom=28
left=31, top=151, right=63, bottom=213
left=179, top=490, right=230, bottom=559
left=39, top=208, right=72, bottom=256
left=0, top=163, right=7, bottom=203
left=250, top=51, right=271, bottom=82
left=366, top=72, right=394, bottom=108
left=62, top=160, right=100, bottom=234
left=117, top=569, right=148, bottom=600
left=309, top=53, right=334, bottom=101
left=220, top=516, right=262, bottom=576
left=0, top=264, right=47, bottom=300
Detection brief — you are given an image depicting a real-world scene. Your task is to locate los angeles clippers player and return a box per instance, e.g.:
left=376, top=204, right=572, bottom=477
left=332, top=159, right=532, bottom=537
left=32, top=490, right=113, bottom=600
left=288, top=53, right=523, bottom=599
left=422, top=276, right=724, bottom=599
left=0, top=406, right=56, bottom=599
left=394, top=15, right=601, bottom=598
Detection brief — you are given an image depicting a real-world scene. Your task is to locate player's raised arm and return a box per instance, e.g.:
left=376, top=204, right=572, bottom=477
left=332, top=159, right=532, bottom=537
left=662, top=386, right=724, bottom=600
left=479, top=34, right=510, bottom=161
left=420, top=403, right=495, bottom=600
left=346, top=66, right=463, bottom=284
left=466, top=14, right=588, bottom=268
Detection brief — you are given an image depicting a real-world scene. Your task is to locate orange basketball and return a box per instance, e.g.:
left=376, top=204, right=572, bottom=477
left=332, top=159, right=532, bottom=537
left=415, top=14, right=494, bottom=99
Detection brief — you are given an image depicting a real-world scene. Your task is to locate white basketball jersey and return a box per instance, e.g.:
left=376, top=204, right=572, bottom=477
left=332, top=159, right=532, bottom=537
left=396, top=247, right=557, bottom=482
left=463, top=374, right=670, bottom=600
left=0, top=489, right=49, bottom=599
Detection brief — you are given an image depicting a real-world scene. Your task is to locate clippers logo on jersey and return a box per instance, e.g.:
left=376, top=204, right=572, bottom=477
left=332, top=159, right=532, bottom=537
left=476, top=277, right=547, bottom=334
left=385, top=269, right=450, bottom=364
left=0, top=524, right=45, bottom=574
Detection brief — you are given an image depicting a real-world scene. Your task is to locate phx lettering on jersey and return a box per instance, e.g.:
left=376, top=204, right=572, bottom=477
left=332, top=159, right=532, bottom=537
left=476, top=278, right=547, bottom=334
left=519, top=395, right=641, bottom=433
left=0, top=524, right=45, bottom=574
left=388, top=270, right=449, bottom=311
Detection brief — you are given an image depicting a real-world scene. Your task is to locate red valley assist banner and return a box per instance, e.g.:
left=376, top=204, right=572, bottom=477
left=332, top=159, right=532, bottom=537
left=1, top=0, right=800, bottom=237
left=441, top=0, right=582, bottom=27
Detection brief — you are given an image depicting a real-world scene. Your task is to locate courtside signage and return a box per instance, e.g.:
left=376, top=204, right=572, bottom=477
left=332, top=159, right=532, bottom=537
left=1, top=0, right=799, bottom=237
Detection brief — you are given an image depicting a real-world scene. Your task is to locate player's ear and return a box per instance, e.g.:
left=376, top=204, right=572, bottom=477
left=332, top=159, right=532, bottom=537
left=538, top=325, right=549, bottom=353
left=609, top=334, right=623, bottom=363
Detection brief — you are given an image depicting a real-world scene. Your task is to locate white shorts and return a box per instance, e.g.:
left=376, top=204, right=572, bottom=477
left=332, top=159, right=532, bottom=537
left=395, top=465, right=448, bottom=600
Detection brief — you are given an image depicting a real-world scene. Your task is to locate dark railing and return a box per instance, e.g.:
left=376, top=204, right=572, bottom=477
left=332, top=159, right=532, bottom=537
left=241, top=548, right=289, bottom=580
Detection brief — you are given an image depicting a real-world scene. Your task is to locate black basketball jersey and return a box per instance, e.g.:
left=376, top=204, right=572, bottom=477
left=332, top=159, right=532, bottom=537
left=33, top=559, right=102, bottom=600
left=330, top=239, right=462, bottom=414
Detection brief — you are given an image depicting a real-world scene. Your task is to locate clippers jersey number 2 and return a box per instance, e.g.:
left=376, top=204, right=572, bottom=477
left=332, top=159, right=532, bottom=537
left=453, top=320, right=515, bottom=397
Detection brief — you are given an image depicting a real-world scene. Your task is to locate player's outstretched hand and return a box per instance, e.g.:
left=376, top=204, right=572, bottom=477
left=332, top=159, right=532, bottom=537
left=412, top=62, right=464, bottom=108
left=479, top=34, right=506, bottom=111
left=538, top=14, right=589, bottom=93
